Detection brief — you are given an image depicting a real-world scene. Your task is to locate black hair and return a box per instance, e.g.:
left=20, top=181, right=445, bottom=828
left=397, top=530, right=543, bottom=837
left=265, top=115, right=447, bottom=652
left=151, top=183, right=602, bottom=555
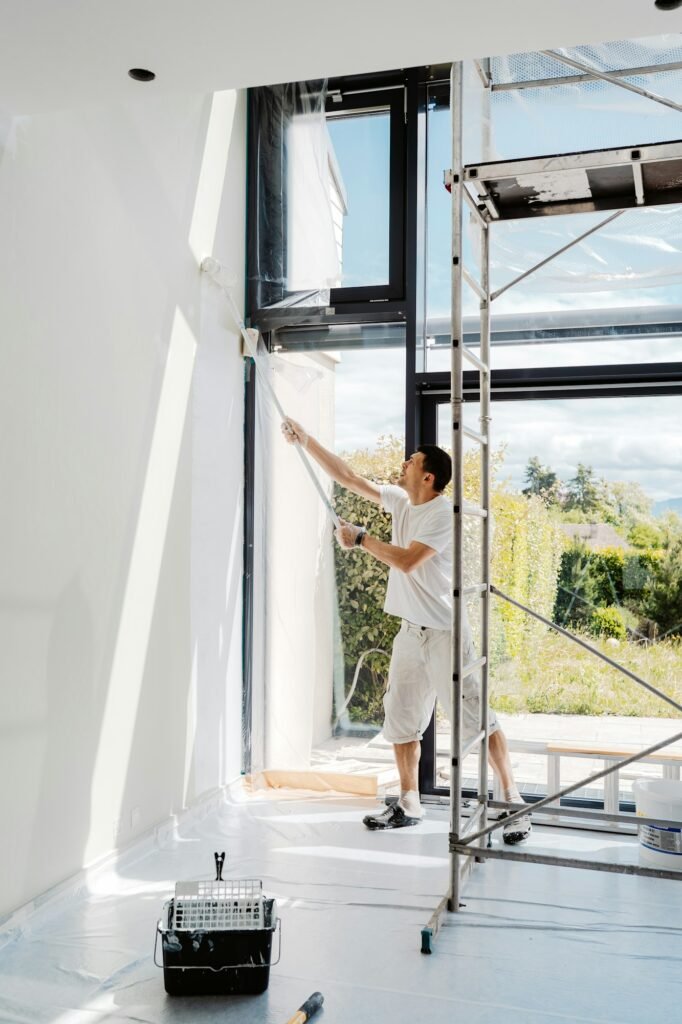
left=417, top=444, right=452, bottom=493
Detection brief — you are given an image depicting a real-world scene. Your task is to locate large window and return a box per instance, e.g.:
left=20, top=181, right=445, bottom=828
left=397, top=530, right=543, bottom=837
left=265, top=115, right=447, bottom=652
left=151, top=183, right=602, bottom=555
left=425, top=393, right=682, bottom=805
left=245, top=54, right=682, bottom=805
left=248, top=329, right=406, bottom=771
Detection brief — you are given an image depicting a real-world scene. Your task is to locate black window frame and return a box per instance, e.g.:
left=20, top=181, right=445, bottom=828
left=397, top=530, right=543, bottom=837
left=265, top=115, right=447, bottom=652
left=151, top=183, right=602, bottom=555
left=246, top=70, right=414, bottom=332
left=325, top=87, right=406, bottom=306
left=244, top=64, right=682, bottom=819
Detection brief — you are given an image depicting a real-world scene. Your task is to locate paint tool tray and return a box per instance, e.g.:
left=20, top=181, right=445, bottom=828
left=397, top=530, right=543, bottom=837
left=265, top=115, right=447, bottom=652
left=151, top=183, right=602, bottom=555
left=154, top=855, right=280, bottom=996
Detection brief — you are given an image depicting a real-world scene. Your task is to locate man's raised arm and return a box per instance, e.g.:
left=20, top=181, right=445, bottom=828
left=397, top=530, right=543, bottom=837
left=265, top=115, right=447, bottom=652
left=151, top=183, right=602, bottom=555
left=281, top=418, right=381, bottom=505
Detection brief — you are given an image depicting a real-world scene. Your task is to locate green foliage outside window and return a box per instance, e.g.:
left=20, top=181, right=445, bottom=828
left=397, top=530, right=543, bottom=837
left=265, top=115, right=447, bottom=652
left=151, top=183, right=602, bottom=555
left=333, top=441, right=682, bottom=724
left=333, top=437, right=564, bottom=724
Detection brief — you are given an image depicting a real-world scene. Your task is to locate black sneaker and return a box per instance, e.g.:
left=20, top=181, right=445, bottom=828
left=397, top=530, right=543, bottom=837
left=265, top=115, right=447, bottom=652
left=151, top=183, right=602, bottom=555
left=501, top=809, right=532, bottom=845
left=363, top=803, right=421, bottom=830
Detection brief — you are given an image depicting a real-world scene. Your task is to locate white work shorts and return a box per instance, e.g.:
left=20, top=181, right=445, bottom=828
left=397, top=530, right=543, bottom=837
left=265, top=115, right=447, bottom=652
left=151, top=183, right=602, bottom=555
left=382, top=620, right=499, bottom=745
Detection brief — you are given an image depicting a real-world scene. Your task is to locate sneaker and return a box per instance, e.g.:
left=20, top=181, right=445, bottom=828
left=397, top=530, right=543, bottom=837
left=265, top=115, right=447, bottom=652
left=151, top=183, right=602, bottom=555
left=501, top=809, right=532, bottom=845
left=363, top=803, right=421, bottom=831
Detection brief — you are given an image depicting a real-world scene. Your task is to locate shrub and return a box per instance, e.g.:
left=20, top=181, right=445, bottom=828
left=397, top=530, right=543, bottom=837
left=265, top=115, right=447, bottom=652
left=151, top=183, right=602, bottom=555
left=589, top=606, right=627, bottom=640
left=642, top=538, right=682, bottom=638
left=333, top=437, right=402, bottom=722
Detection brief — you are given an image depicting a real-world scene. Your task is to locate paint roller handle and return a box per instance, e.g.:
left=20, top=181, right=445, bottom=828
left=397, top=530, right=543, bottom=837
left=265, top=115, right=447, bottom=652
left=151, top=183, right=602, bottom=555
left=285, top=991, right=324, bottom=1024
left=200, top=257, right=340, bottom=528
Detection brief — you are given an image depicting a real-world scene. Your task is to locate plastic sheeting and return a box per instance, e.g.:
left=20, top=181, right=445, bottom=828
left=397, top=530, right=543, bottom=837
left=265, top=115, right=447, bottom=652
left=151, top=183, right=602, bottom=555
left=421, top=37, right=682, bottom=347
left=464, top=34, right=682, bottom=164
left=474, top=206, right=682, bottom=307
left=2, top=789, right=682, bottom=1023
left=250, top=339, right=339, bottom=775
left=247, top=80, right=339, bottom=317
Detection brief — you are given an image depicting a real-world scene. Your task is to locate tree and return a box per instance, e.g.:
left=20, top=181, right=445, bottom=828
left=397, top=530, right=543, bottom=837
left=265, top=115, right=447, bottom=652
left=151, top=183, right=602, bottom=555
left=522, top=456, right=560, bottom=506
left=563, top=463, right=604, bottom=516
left=642, top=537, right=682, bottom=638
left=606, top=480, right=653, bottom=529
left=629, top=522, right=664, bottom=549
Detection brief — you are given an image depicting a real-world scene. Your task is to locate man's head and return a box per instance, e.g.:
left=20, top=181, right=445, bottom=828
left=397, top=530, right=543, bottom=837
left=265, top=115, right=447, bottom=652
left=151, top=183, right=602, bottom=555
left=397, top=444, right=452, bottom=500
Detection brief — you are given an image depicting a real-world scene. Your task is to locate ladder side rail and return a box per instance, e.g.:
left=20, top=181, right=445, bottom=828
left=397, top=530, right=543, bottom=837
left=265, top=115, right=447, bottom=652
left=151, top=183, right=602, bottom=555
left=448, top=58, right=466, bottom=915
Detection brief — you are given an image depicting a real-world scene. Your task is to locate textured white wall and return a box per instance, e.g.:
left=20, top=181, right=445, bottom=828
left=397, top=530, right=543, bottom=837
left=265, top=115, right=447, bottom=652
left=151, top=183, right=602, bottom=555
left=0, top=89, right=246, bottom=917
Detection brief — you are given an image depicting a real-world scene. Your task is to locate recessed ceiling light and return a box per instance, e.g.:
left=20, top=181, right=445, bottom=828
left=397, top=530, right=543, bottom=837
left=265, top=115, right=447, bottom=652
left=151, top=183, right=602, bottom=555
left=128, top=68, right=156, bottom=82
left=655, top=0, right=682, bottom=9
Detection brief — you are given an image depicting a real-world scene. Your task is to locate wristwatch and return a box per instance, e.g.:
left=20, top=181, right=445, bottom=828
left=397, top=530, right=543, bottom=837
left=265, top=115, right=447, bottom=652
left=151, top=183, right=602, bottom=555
left=355, top=528, right=366, bottom=547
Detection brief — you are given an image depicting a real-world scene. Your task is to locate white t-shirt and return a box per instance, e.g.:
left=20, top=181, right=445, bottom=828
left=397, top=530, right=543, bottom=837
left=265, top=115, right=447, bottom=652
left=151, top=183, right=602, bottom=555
left=380, top=484, right=452, bottom=630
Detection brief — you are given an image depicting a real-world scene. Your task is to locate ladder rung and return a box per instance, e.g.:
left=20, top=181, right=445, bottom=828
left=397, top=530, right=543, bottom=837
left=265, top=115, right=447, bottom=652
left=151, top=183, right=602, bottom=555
left=459, top=801, right=487, bottom=840
left=463, top=268, right=486, bottom=303
left=462, top=502, right=488, bottom=518
left=462, top=426, right=488, bottom=445
left=462, top=656, right=486, bottom=678
left=462, top=729, right=486, bottom=759
left=462, top=347, right=489, bottom=372
left=463, top=584, right=488, bottom=595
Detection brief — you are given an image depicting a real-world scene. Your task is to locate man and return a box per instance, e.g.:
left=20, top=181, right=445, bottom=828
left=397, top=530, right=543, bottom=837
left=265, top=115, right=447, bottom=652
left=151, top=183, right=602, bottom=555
left=281, top=418, right=531, bottom=844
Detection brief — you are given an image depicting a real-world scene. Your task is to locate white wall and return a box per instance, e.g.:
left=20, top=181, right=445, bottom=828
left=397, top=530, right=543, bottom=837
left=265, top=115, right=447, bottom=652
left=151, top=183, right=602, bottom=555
left=0, top=89, right=247, bottom=917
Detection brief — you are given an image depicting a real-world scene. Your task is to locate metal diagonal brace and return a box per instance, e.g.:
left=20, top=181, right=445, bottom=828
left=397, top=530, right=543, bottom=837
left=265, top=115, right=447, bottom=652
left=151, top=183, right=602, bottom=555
left=542, top=49, right=682, bottom=116
left=491, top=211, right=625, bottom=302
left=460, top=725, right=682, bottom=847
left=463, top=267, right=486, bottom=302
left=474, top=58, right=492, bottom=90
left=492, top=60, right=682, bottom=94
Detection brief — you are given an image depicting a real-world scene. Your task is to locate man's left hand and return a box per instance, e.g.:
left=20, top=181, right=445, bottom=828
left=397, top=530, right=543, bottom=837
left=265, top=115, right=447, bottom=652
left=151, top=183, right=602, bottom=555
left=335, top=519, right=363, bottom=550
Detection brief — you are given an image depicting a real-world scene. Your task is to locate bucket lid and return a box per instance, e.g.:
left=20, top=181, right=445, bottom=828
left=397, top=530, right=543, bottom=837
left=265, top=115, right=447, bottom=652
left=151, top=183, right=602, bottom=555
left=633, top=778, right=682, bottom=802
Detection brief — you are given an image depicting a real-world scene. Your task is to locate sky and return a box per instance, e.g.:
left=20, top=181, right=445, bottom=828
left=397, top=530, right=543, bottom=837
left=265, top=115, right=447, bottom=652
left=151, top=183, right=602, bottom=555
left=318, top=44, right=682, bottom=505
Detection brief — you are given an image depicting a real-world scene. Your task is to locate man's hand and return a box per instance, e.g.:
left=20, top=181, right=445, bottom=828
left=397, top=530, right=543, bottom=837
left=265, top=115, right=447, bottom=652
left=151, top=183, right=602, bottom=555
left=281, top=417, right=309, bottom=449
left=335, top=519, right=364, bottom=550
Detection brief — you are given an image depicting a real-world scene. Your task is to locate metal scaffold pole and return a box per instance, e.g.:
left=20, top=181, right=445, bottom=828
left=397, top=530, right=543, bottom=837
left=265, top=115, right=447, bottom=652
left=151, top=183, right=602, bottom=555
left=422, top=58, right=493, bottom=953
left=448, top=58, right=465, bottom=917
left=477, top=206, right=491, bottom=857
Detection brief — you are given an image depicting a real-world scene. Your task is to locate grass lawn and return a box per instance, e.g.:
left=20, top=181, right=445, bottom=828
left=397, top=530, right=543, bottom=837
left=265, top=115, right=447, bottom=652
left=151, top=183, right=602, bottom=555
left=491, top=630, right=682, bottom=718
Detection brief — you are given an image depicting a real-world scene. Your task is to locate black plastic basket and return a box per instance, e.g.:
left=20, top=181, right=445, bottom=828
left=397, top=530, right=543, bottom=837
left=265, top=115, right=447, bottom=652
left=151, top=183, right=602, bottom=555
left=154, top=878, right=281, bottom=996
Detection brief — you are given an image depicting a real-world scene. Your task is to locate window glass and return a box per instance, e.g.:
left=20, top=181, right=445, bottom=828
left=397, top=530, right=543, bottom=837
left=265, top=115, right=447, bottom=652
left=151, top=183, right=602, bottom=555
left=435, top=394, right=682, bottom=803
left=327, top=111, right=391, bottom=288
left=257, top=340, right=406, bottom=773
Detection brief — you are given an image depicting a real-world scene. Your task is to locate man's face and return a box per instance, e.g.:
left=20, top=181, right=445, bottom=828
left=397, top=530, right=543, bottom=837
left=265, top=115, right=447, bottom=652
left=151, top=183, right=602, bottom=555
left=398, top=451, right=428, bottom=488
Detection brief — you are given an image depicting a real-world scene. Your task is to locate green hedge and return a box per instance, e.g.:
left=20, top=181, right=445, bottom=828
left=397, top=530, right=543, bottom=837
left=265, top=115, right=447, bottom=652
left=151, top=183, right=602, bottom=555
left=554, top=544, right=667, bottom=634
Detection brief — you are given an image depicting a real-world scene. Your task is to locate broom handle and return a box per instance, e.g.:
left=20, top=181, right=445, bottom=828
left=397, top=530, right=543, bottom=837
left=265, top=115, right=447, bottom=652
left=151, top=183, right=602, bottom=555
left=201, top=259, right=340, bottom=529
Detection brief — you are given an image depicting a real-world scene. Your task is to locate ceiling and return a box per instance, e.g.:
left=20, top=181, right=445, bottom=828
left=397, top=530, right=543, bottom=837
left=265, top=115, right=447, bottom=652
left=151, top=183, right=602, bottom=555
left=1, top=0, right=681, bottom=114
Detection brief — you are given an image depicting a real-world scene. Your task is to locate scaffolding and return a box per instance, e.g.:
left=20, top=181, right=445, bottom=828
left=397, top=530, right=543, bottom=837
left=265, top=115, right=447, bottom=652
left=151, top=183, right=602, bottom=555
left=422, top=56, right=682, bottom=954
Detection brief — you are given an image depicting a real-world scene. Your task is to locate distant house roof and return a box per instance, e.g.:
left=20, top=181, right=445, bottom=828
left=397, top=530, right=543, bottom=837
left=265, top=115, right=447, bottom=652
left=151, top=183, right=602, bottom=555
left=559, top=523, right=629, bottom=550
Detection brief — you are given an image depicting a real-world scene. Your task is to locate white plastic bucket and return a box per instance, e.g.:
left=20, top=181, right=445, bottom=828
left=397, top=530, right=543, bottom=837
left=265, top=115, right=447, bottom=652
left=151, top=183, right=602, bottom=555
left=633, top=778, right=682, bottom=869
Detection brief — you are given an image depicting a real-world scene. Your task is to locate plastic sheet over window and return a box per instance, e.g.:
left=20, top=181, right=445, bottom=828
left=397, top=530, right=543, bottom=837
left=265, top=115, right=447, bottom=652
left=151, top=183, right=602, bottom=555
left=464, top=34, right=682, bottom=164
left=247, top=329, right=406, bottom=776
left=425, top=40, right=682, bottom=365
left=248, top=81, right=339, bottom=320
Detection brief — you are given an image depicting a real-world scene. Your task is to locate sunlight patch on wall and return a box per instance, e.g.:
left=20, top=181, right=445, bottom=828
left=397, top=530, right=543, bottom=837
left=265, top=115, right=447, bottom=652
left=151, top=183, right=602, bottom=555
left=188, top=91, right=237, bottom=265
left=85, top=308, right=197, bottom=863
